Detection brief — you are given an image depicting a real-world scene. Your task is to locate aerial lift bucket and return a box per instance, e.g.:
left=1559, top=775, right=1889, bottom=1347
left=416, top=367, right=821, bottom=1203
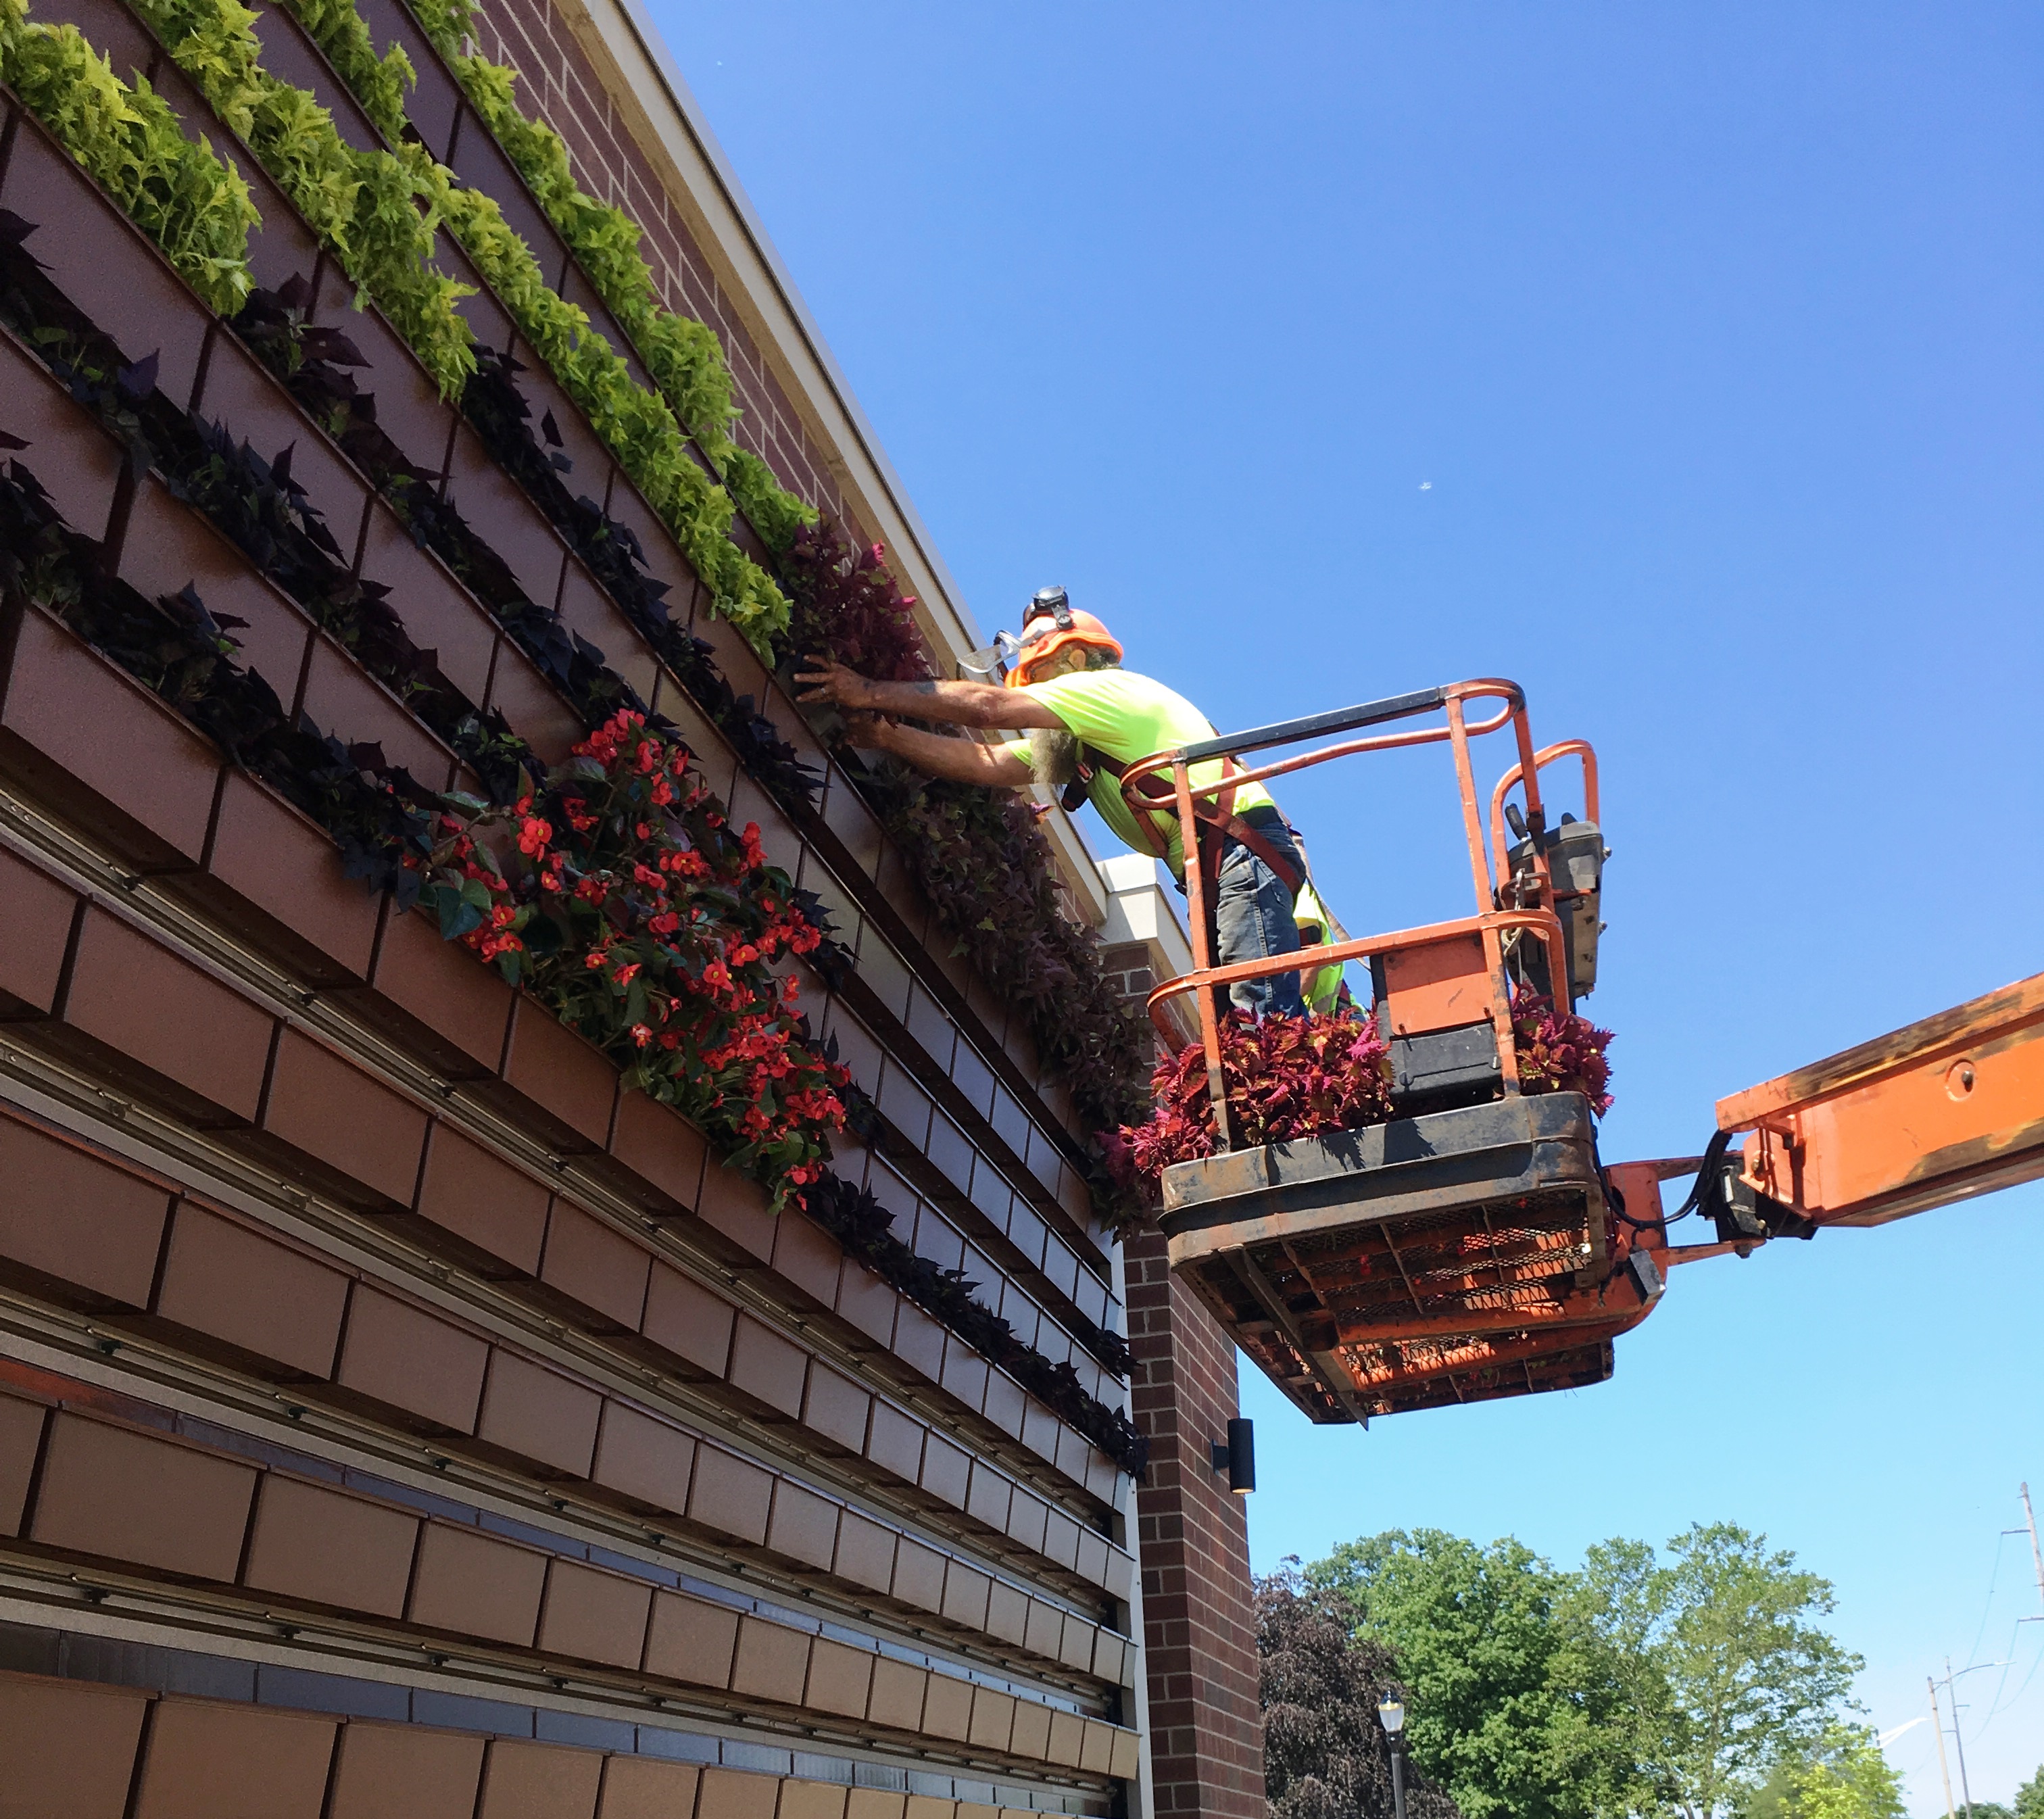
left=1128, top=680, right=1655, bottom=1424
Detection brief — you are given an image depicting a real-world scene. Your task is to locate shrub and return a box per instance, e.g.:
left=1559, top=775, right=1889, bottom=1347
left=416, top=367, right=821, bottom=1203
left=1509, top=988, right=1614, bottom=1115
left=1125, top=1009, right=1394, bottom=1179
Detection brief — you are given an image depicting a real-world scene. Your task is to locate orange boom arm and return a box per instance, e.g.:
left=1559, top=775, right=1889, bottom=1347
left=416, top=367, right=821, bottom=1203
left=1718, top=971, right=2044, bottom=1228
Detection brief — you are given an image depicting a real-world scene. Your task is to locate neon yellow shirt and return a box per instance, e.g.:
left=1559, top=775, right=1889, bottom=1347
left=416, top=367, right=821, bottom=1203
left=1003, top=668, right=1275, bottom=880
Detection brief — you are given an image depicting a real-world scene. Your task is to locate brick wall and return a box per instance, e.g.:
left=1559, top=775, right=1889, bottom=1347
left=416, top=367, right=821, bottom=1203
left=1097, top=942, right=1157, bottom=1006
left=1126, top=1233, right=1265, bottom=1819
left=0, top=7, right=1144, bottom=1808
left=1105, top=930, right=1265, bottom=1819
left=469, top=0, right=854, bottom=522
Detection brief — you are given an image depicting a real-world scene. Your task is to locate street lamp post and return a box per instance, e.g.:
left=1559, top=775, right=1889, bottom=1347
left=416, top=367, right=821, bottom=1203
left=1379, top=1697, right=1408, bottom=1819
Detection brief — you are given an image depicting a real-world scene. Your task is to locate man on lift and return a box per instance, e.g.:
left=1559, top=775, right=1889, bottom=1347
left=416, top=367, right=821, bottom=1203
left=795, top=587, right=1312, bottom=1017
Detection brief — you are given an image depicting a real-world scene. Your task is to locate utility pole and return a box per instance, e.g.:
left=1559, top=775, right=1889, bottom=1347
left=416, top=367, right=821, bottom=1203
left=1943, top=1658, right=1975, bottom=1819
left=1928, top=1678, right=1957, bottom=1819
left=2017, top=1483, right=2044, bottom=1616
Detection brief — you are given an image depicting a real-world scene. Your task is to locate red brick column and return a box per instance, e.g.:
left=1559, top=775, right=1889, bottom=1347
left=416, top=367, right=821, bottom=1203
left=1127, top=1228, right=1265, bottom=1819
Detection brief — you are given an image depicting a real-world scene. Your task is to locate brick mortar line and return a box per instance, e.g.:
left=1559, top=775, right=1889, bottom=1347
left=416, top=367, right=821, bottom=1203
left=0, top=1534, right=1115, bottom=1778
left=0, top=1269, right=1123, bottom=1712
left=0, top=1347, right=1111, bottom=1722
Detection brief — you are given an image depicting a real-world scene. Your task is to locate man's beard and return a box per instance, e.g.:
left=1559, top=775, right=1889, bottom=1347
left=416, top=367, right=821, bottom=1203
left=1027, top=726, right=1083, bottom=788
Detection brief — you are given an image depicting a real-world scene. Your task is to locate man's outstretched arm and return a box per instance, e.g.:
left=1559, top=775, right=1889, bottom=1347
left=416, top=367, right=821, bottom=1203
left=794, top=659, right=1065, bottom=731
left=848, top=715, right=1035, bottom=788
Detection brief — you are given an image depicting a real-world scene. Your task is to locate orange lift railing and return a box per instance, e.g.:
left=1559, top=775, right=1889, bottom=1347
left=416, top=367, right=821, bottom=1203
left=1122, top=677, right=2043, bottom=1427
left=1129, top=679, right=1581, bottom=1140
left=1122, top=679, right=1652, bottom=1425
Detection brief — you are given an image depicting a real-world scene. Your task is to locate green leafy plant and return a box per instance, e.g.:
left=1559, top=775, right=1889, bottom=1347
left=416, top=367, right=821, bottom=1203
left=281, top=0, right=411, bottom=139
left=260, top=0, right=796, bottom=642
left=0, top=0, right=258, bottom=312
left=443, top=39, right=747, bottom=472
left=726, top=445, right=817, bottom=558
left=118, top=0, right=478, bottom=397
left=437, top=41, right=823, bottom=562
left=402, top=0, right=469, bottom=61
left=414, top=150, right=786, bottom=648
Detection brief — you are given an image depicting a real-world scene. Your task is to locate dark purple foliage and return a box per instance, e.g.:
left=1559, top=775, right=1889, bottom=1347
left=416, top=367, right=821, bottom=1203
left=781, top=518, right=932, bottom=683
left=1258, top=1566, right=1461, bottom=1819
left=1509, top=988, right=1615, bottom=1116
left=803, top=1175, right=1146, bottom=1476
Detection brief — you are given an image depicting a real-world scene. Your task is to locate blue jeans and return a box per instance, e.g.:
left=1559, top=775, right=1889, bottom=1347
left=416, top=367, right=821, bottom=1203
left=1211, top=808, right=1305, bottom=1017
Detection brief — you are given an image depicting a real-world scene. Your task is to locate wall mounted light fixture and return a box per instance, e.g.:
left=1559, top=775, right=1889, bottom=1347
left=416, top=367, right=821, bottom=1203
left=1210, top=1417, right=1256, bottom=1494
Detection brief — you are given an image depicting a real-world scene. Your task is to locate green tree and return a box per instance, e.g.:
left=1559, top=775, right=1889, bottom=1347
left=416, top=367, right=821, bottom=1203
left=1745, top=1726, right=1905, bottom=1819
left=1256, top=1562, right=1461, bottom=1819
left=1309, top=1530, right=1649, bottom=1819
left=1578, top=1524, right=1862, bottom=1819
left=2017, top=1762, right=2044, bottom=1819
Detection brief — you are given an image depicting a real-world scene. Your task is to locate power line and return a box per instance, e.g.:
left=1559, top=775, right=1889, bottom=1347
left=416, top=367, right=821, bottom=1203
left=1963, top=1530, right=2006, bottom=1668
left=1974, top=1623, right=2035, bottom=1734
left=1973, top=1480, right=2044, bottom=1738
left=2008, top=1636, right=2044, bottom=1705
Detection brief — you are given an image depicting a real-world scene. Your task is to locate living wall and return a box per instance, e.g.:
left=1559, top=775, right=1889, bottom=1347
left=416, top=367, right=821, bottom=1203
left=0, top=8, right=1150, bottom=1469
left=328, top=0, right=1159, bottom=1146
left=107, top=0, right=1152, bottom=1197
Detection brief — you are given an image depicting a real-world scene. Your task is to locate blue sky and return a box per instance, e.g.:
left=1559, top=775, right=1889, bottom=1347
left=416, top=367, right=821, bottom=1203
left=650, top=1, right=2044, bottom=1803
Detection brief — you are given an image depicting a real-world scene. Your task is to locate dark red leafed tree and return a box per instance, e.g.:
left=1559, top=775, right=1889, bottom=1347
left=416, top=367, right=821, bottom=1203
left=1258, top=1565, right=1461, bottom=1819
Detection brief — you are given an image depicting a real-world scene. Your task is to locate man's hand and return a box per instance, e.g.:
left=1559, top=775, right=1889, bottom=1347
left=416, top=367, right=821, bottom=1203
left=794, top=658, right=876, bottom=711
left=841, top=711, right=894, bottom=752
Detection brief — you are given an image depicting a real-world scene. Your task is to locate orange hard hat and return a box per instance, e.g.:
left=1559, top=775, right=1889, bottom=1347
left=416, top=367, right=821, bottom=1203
left=1004, top=587, right=1123, bottom=687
